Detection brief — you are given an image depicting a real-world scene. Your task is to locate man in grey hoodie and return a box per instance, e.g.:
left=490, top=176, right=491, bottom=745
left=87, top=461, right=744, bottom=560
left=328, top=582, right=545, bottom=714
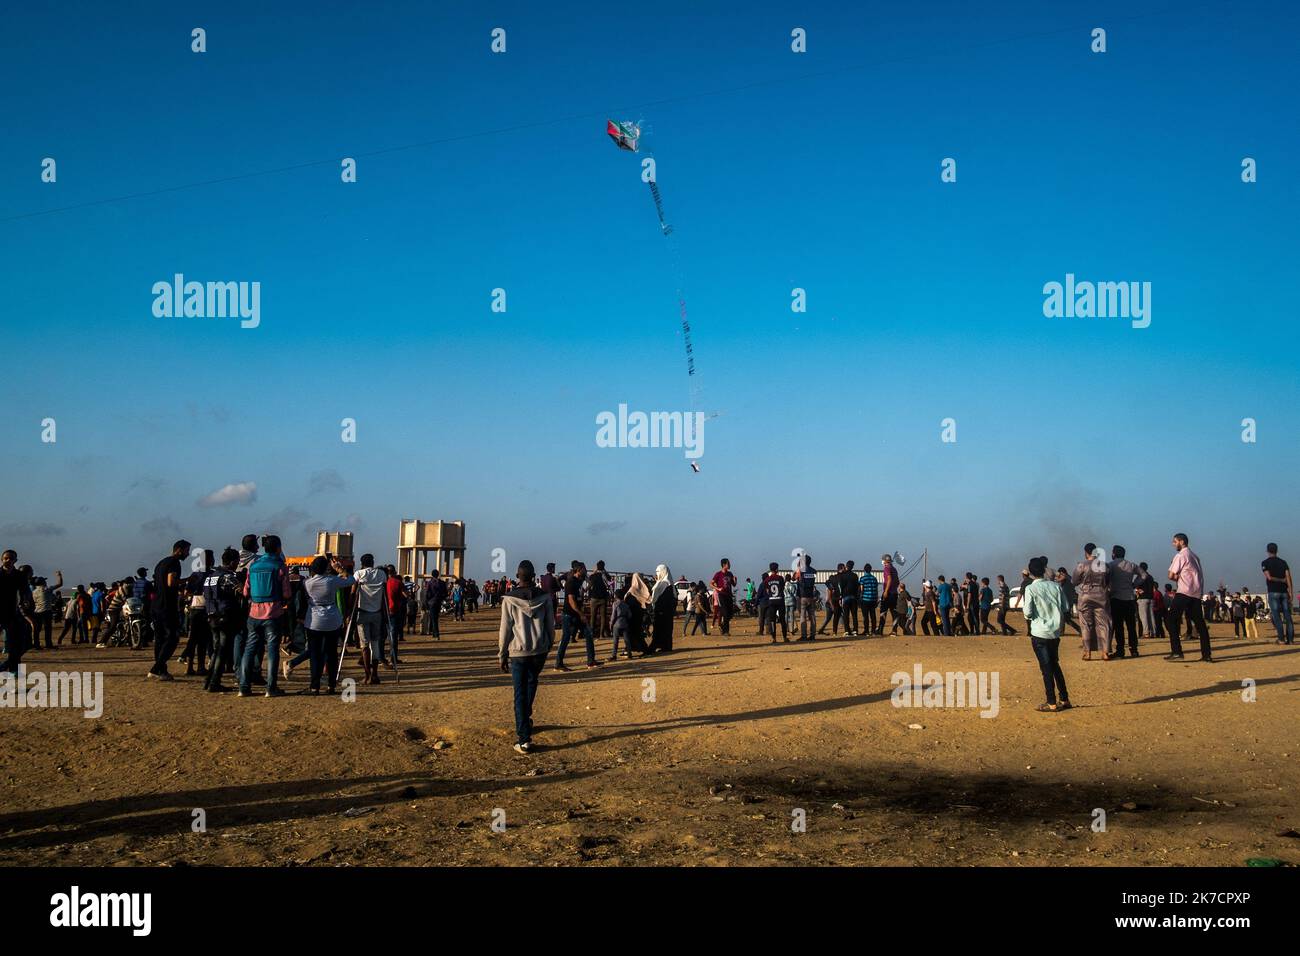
left=498, top=560, right=555, bottom=754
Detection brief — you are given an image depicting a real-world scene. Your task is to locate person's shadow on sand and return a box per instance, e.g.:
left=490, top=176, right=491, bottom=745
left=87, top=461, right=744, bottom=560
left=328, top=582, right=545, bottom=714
left=541, top=689, right=897, bottom=752
left=1126, top=673, right=1298, bottom=705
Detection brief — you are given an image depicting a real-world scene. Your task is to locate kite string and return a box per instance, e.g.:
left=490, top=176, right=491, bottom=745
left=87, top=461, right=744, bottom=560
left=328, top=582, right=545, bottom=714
left=641, top=149, right=701, bottom=415
left=662, top=220, right=702, bottom=414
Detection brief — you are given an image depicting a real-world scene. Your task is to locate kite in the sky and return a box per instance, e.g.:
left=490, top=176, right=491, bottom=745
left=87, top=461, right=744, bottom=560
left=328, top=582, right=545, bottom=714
left=606, top=119, right=641, bottom=152
left=606, top=119, right=671, bottom=234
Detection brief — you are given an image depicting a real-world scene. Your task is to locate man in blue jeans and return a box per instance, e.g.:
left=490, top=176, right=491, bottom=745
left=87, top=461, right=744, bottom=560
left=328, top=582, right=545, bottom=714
left=1262, top=543, right=1294, bottom=644
left=240, top=535, right=291, bottom=698
left=422, top=569, right=447, bottom=639
left=148, top=539, right=190, bottom=680
left=1022, top=556, right=1072, bottom=712
left=858, top=563, right=879, bottom=635
left=498, top=560, right=555, bottom=754
left=555, top=561, right=600, bottom=671
left=936, top=575, right=954, bottom=635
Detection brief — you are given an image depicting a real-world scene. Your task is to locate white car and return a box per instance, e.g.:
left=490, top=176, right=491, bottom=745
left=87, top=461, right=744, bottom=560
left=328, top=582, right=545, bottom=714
left=991, top=586, right=1024, bottom=611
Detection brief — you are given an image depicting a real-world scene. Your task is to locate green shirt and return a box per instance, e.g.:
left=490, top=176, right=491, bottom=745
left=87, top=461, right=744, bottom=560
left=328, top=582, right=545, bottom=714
left=1023, top=577, right=1067, bottom=639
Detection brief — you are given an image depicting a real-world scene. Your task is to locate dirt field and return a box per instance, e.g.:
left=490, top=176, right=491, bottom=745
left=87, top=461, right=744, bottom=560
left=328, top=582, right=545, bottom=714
left=1, top=610, right=1296, bottom=867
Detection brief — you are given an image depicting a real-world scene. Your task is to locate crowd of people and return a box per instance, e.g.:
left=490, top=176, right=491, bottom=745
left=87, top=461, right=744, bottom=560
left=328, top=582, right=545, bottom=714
left=493, top=536, right=1293, bottom=748
left=1, top=534, right=1294, bottom=752
left=0, top=535, right=500, bottom=695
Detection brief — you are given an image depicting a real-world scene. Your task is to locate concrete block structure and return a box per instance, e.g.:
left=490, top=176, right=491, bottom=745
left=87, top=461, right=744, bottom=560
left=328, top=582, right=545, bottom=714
left=397, top=519, right=465, bottom=583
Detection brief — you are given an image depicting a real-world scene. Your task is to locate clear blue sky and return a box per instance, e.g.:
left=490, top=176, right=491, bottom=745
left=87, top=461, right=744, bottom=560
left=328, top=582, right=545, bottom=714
left=2, top=0, right=1297, bottom=588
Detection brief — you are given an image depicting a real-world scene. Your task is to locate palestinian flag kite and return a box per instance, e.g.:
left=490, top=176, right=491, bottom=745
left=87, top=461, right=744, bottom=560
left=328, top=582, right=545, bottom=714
left=606, top=118, right=641, bottom=152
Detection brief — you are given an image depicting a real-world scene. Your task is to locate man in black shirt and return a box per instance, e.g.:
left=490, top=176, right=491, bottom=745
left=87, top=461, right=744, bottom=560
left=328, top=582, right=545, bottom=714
left=759, top=562, right=789, bottom=644
left=589, top=560, right=612, bottom=645
left=797, top=556, right=818, bottom=641
left=148, top=538, right=190, bottom=680
left=0, top=550, right=34, bottom=674
left=555, top=562, right=599, bottom=670
left=179, top=550, right=213, bottom=676
left=1262, top=543, right=1294, bottom=644
left=964, top=574, right=980, bottom=636
left=1134, top=562, right=1157, bottom=640
left=818, top=568, right=842, bottom=636
left=839, top=561, right=860, bottom=637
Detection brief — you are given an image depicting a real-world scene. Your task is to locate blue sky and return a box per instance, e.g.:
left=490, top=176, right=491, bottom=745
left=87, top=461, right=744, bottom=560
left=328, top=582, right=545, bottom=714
left=2, top=0, right=1297, bottom=588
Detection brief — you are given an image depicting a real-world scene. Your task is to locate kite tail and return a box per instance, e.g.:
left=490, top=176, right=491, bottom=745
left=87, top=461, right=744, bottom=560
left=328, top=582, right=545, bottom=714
left=648, top=180, right=673, bottom=235
left=679, top=295, right=695, bottom=379
left=667, top=235, right=702, bottom=413
left=650, top=171, right=701, bottom=413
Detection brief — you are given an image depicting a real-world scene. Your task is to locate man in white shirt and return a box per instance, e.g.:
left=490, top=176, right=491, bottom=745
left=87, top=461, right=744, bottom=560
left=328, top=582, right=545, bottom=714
left=353, top=553, right=388, bottom=684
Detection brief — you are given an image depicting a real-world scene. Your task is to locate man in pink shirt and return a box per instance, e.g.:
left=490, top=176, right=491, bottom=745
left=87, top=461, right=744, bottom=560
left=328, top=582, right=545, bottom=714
left=1165, top=533, right=1213, bottom=662
left=241, top=534, right=294, bottom=696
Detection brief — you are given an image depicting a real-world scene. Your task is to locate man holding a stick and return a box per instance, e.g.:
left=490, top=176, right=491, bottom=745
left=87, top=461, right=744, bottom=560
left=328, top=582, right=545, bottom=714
left=353, top=553, right=388, bottom=685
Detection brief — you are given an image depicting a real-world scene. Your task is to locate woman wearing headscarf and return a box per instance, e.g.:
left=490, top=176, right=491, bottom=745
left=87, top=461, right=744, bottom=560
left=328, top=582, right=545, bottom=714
left=624, top=573, right=650, bottom=654
left=647, top=565, right=676, bottom=654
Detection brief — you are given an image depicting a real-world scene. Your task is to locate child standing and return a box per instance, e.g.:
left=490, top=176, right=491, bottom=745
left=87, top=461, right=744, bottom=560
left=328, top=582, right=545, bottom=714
left=690, top=583, right=710, bottom=636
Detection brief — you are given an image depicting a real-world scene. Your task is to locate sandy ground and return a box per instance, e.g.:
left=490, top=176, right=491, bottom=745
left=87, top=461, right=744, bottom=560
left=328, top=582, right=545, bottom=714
left=1, top=609, right=1296, bottom=867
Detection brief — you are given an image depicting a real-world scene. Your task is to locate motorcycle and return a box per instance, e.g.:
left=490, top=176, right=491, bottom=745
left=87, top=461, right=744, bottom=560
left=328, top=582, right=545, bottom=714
left=114, top=597, right=152, bottom=649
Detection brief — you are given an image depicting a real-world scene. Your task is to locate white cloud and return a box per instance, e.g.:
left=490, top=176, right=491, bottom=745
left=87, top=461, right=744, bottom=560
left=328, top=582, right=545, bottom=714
left=197, top=481, right=258, bottom=508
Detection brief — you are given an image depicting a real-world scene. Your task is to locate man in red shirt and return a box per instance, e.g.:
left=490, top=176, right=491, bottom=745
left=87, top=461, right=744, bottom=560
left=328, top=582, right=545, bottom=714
left=711, top=559, right=737, bottom=635
left=385, top=564, right=406, bottom=665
